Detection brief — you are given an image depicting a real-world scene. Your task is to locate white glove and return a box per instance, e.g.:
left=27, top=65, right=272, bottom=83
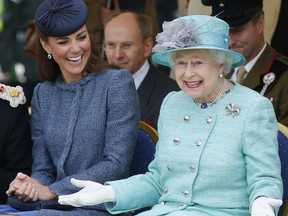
left=58, top=178, right=116, bottom=207
left=251, top=197, right=282, bottom=216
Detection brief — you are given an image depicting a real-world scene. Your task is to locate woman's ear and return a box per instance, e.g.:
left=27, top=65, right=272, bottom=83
left=219, top=63, right=224, bottom=75
left=40, top=38, right=50, bottom=54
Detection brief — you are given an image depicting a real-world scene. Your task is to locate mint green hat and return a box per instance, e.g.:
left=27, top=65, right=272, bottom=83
left=152, top=15, right=245, bottom=68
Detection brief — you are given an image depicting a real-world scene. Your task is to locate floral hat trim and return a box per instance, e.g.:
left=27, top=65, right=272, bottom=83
left=152, top=16, right=225, bottom=53
left=151, top=15, right=246, bottom=68
left=0, top=84, right=26, bottom=108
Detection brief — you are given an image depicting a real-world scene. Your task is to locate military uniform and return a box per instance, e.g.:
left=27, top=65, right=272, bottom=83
left=226, top=44, right=288, bottom=126
left=0, top=83, right=32, bottom=204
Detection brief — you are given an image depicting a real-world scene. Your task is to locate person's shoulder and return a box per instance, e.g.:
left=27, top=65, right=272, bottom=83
left=162, top=90, right=187, bottom=105
left=275, top=52, right=288, bottom=67
left=32, top=81, right=54, bottom=97
left=0, top=83, right=26, bottom=108
left=92, top=69, right=134, bottom=90
left=98, top=68, right=133, bottom=80
left=234, top=83, right=260, bottom=96
left=234, top=83, right=271, bottom=104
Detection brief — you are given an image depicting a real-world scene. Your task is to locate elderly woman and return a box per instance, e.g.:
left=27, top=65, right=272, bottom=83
left=0, top=0, right=139, bottom=215
left=58, top=15, right=283, bottom=216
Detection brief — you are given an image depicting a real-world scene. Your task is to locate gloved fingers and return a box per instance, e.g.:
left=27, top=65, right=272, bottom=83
left=58, top=195, right=82, bottom=207
left=70, top=178, right=103, bottom=190
left=70, top=178, right=92, bottom=188
left=267, top=198, right=283, bottom=207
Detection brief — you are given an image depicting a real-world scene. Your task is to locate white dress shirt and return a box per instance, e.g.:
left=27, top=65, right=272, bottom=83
left=133, top=60, right=150, bottom=90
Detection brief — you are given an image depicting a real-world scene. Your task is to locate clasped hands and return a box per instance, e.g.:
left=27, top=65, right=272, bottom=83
left=58, top=178, right=116, bottom=207
left=6, top=172, right=56, bottom=202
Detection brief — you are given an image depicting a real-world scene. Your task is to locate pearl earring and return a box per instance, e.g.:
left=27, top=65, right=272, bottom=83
left=219, top=73, right=223, bottom=78
left=47, top=54, right=52, bottom=59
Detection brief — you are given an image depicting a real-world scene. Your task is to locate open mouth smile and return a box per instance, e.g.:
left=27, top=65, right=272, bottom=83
left=66, top=55, right=82, bottom=62
left=186, top=81, right=202, bottom=87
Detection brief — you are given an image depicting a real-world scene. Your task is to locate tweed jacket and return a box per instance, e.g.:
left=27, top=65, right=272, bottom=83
left=137, top=63, right=179, bottom=129
left=0, top=99, right=32, bottom=204
left=226, top=43, right=288, bottom=126
left=30, top=69, right=139, bottom=216
left=106, top=83, right=283, bottom=216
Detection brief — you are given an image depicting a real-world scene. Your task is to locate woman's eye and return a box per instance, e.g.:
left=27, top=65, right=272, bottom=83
left=176, top=61, right=186, bottom=65
left=78, top=35, right=87, bottom=41
left=193, top=61, right=203, bottom=65
left=58, top=40, right=68, bottom=45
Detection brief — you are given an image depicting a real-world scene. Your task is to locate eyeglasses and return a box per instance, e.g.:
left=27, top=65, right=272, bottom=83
left=103, top=42, right=136, bottom=51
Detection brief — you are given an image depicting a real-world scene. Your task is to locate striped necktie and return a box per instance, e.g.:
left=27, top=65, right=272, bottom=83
left=236, top=66, right=247, bottom=84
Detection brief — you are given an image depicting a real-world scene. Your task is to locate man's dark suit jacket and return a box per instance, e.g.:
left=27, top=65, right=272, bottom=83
left=0, top=100, right=32, bottom=204
left=226, top=43, right=288, bottom=126
left=137, top=63, right=180, bottom=129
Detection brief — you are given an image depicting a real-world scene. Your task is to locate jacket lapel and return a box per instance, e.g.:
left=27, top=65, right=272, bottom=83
left=137, top=64, right=157, bottom=114
left=242, top=44, right=276, bottom=89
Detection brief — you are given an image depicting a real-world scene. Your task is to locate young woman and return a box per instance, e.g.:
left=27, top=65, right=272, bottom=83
left=2, top=0, right=140, bottom=215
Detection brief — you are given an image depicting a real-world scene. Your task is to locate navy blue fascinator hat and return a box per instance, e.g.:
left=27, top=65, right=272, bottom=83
left=35, top=0, right=88, bottom=37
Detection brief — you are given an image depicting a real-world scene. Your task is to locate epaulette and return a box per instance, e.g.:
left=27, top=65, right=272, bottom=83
left=276, top=52, right=288, bottom=66
left=0, top=83, right=26, bottom=108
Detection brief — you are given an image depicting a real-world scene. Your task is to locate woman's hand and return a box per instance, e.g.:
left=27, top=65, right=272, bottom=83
left=251, top=197, right=283, bottom=216
left=6, top=172, right=57, bottom=202
left=58, top=178, right=116, bottom=207
left=6, top=172, right=29, bottom=196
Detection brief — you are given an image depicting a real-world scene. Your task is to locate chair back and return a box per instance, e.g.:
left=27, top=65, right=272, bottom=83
left=130, top=121, right=158, bottom=176
left=278, top=122, right=288, bottom=216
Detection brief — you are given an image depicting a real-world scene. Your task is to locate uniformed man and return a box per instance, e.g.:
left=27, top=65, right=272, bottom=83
left=201, top=0, right=288, bottom=126
left=0, top=83, right=32, bottom=204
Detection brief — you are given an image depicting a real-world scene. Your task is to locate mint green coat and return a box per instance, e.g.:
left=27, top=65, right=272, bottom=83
left=106, top=83, right=283, bottom=216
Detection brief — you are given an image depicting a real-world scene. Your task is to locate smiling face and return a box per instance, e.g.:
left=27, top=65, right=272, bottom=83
left=40, top=25, right=91, bottom=83
left=173, top=49, right=225, bottom=103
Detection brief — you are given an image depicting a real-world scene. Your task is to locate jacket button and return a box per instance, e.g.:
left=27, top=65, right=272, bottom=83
left=206, top=116, right=212, bottom=124
left=189, top=165, right=196, bottom=172
left=184, top=115, right=190, bottom=123
left=183, top=190, right=190, bottom=197
left=195, top=140, right=202, bottom=147
left=173, top=137, right=180, bottom=145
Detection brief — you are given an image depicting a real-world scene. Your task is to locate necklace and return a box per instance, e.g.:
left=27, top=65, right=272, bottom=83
left=194, top=79, right=228, bottom=109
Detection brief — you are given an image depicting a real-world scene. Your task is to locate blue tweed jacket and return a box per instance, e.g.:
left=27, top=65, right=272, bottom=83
left=30, top=69, right=140, bottom=215
left=106, top=83, right=283, bottom=216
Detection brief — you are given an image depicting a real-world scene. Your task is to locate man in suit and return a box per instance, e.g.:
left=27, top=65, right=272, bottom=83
left=201, top=0, right=288, bottom=126
left=103, top=12, right=179, bottom=129
left=0, top=83, right=32, bottom=204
